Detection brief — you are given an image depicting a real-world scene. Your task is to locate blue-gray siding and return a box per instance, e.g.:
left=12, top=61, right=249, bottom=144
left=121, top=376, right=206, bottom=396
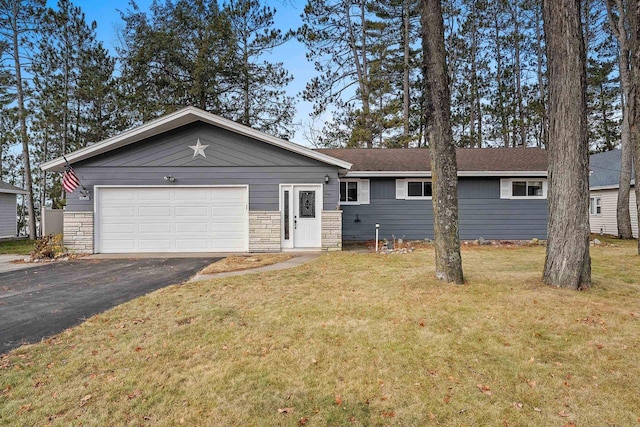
left=67, top=122, right=340, bottom=212
left=342, top=178, right=548, bottom=241
left=0, top=193, right=17, bottom=238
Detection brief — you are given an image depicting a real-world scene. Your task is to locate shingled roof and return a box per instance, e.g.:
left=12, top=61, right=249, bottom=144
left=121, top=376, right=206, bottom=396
left=0, top=181, right=27, bottom=194
left=315, top=148, right=548, bottom=174
left=589, top=149, right=635, bottom=189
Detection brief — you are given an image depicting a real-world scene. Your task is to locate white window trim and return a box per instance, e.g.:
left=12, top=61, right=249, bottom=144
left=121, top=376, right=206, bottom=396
left=500, top=179, right=548, bottom=200
left=396, top=179, right=433, bottom=200
left=590, top=196, right=601, bottom=216
left=339, top=179, right=370, bottom=205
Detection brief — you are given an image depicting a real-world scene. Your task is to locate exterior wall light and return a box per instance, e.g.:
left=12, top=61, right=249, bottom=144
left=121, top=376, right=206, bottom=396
left=164, top=175, right=176, bottom=182
left=324, top=174, right=330, bottom=184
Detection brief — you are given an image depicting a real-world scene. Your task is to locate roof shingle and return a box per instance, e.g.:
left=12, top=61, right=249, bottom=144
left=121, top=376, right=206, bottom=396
left=316, top=148, right=548, bottom=172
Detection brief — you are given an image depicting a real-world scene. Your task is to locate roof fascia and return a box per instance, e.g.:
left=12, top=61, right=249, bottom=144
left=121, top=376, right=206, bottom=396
left=0, top=188, right=28, bottom=195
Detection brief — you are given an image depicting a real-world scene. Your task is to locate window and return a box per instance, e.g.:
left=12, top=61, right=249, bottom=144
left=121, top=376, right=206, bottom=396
left=407, top=180, right=433, bottom=198
left=299, top=191, right=315, bottom=218
left=590, top=196, right=601, bottom=215
left=500, top=179, right=547, bottom=199
left=340, top=181, right=358, bottom=202
left=396, top=179, right=432, bottom=200
left=338, top=179, right=370, bottom=205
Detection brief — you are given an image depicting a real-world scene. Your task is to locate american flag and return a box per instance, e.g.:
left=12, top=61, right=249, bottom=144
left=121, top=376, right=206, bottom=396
left=62, top=163, right=81, bottom=193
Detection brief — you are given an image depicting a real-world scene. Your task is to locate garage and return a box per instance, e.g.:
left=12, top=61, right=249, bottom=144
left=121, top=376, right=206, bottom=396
left=95, top=186, right=248, bottom=253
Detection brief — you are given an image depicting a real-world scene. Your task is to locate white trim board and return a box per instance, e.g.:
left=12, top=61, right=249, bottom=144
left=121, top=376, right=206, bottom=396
left=345, top=170, right=548, bottom=178
left=41, top=107, right=352, bottom=172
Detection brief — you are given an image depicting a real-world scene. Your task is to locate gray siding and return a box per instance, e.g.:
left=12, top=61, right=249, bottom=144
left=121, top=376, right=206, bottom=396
left=342, top=178, right=548, bottom=241
left=68, top=122, right=340, bottom=212
left=0, top=193, right=17, bottom=238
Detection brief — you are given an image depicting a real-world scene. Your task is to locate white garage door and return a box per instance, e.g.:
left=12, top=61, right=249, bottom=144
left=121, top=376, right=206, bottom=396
left=97, top=187, right=248, bottom=253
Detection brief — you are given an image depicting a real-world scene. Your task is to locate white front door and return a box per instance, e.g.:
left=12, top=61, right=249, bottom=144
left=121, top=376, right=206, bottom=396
left=281, top=185, right=322, bottom=249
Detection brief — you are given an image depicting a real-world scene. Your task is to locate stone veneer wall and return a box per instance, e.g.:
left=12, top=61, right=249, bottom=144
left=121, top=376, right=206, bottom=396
left=321, top=210, right=342, bottom=251
left=249, top=211, right=281, bottom=252
left=63, top=211, right=94, bottom=253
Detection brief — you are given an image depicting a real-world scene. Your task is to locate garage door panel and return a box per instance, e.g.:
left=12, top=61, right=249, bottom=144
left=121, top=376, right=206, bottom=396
left=138, top=206, right=171, bottom=217
left=174, top=189, right=212, bottom=200
left=102, top=224, right=135, bottom=233
left=175, top=206, right=208, bottom=217
left=138, top=190, right=171, bottom=200
left=209, top=239, right=245, bottom=250
left=102, top=206, right=135, bottom=218
left=175, top=239, right=210, bottom=250
left=101, top=240, right=135, bottom=251
left=175, top=222, right=209, bottom=232
left=98, top=187, right=247, bottom=253
left=101, top=190, right=135, bottom=202
left=139, top=239, right=172, bottom=250
left=139, top=222, right=171, bottom=233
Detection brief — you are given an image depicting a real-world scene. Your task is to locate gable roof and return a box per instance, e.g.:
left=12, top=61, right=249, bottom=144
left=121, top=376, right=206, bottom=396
left=589, top=149, right=635, bottom=189
left=40, top=107, right=352, bottom=172
left=316, top=148, right=548, bottom=177
left=0, top=181, right=28, bottom=195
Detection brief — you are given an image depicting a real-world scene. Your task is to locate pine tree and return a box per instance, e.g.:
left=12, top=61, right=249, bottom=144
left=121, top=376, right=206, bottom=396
left=31, top=0, right=119, bottom=210
left=226, top=0, right=296, bottom=139
left=583, top=0, right=620, bottom=152
left=117, top=0, right=237, bottom=122
left=0, top=0, right=46, bottom=239
left=605, top=0, right=634, bottom=239
left=298, top=0, right=374, bottom=147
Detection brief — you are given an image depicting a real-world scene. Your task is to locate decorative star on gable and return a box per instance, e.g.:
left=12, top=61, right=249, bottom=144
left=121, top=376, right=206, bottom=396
left=189, top=138, right=209, bottom=158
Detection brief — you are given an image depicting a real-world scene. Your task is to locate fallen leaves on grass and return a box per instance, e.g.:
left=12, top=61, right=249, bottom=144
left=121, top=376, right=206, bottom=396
left=476, top=384, right=492, bottom=396
left=79, top=394, right=92, bottom=407
left=277, top=407, right=294, bottom=414
left=199, top=254, right=294, bottom=275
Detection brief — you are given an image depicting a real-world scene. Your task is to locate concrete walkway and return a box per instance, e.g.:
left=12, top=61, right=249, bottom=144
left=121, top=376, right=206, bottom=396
left=189, top=253, right=321, bottom=282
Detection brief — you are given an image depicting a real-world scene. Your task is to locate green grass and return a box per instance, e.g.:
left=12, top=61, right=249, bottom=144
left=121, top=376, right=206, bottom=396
left=0, top=239, right=34, bottom=255
left=1, top=241, right=639, bottom=426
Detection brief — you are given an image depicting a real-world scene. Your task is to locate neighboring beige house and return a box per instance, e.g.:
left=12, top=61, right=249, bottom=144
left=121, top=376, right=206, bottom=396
left=589, top=150, right=638, bottom=238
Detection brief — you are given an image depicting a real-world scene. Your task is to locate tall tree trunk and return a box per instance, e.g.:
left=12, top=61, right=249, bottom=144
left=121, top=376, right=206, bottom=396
left=535, top=1, right=547, bottom=148
left=510, top=3, right=527, bottom=147
left=402, top=0, right=410, bottom=146
left=493, top=14, right=509, bottom=148
left=421, top=0, right=463, bottom=284
left=630, top=0, right=640, bottom=254
left=606, top=0, right=634, bottom=239
left=542, top=0, right=591, bottom=289
left=9, top=5, right=36, bottom=240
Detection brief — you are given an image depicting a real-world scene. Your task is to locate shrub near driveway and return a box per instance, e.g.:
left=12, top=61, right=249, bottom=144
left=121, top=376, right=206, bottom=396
left=1, top=242, right=639, bottom=426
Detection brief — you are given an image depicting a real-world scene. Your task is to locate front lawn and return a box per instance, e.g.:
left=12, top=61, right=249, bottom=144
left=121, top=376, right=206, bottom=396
left=1, top=241, right=639, bottom=426
left=0, top=239, right=33, bottom=255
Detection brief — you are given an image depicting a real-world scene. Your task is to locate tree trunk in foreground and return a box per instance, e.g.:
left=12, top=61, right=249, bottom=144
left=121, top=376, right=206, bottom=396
left=421, top=0, right=464, bottom=284
left=606, top=0, right=634, bottom=239
left=631, top=0, right=640, bottom=254
left=542, top=0, right=591, bottom=289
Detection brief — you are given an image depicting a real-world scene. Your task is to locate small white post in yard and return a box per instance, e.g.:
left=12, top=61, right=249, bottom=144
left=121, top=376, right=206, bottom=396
left=375, top=223, right=380, bottom=253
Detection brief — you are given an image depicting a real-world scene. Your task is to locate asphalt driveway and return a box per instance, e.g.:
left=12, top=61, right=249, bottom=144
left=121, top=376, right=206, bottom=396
left=0, top=257, right=220, bottom=354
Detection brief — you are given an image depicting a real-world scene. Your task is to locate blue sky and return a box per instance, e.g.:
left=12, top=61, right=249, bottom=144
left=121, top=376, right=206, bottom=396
left=48, top=0, right=323, bottom=145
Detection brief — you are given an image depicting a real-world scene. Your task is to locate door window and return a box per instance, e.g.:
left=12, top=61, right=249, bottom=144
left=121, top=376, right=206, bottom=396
left=299, top=191, right=315, bottom=218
